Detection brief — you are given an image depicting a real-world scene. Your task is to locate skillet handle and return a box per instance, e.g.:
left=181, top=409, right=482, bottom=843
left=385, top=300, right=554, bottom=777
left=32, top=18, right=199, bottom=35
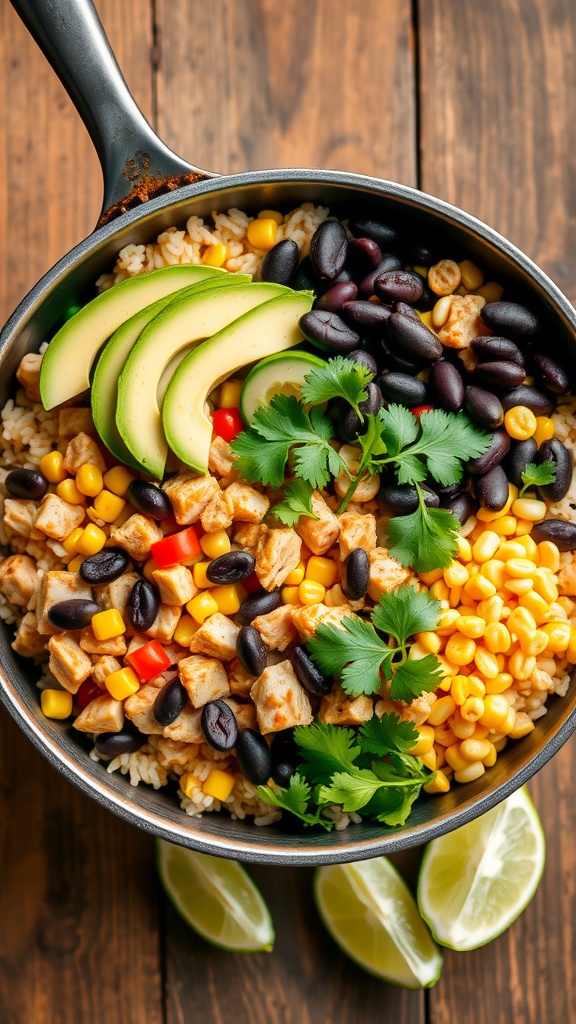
left=9, top=0, right=216, bottom=225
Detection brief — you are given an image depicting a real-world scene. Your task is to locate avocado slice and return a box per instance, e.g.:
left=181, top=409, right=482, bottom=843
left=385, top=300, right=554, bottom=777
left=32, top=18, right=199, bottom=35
left=162, top=290, right=314, bottom=475
left=91, top=274, right=249, bottom=471
left=116, top=281, right=291, bottom=479
left=39, top=264, right=227, bottom=410
left=240, top=349, right=325, bottom=422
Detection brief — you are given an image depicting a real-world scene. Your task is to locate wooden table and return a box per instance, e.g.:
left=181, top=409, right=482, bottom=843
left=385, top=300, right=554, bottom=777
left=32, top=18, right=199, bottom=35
left=1, top=2, right=575, bottom=1021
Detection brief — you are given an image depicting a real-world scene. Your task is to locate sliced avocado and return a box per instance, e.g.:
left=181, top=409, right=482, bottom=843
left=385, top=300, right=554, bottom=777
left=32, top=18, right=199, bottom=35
left=240, top=349, right=325, bottom=422
left=91, top=274, right=248, bottom=471
left=116, top=281, right=290, bottom=479
left=39, top=264, right=227, bottom=410
left=162, top=290, right=314, bottom=475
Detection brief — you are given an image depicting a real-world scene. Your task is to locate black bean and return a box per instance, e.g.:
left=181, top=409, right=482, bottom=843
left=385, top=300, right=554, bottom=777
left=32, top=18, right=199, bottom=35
left=531, top=519, right=576, bottom=551
left=374, top=270, right=424, bottom=305
left=342, top=548, right=370, bottom=601
left=358, top=255, right=403, bottom=298
left=413, top=277, right=435, bottom=313
left=201, top=700, right=238, bottom=752
left=236, top=625, right=267, bottom=677
left=95, top=723, right=145, bottom=756
left=261, top=238, right=300, bottom=285
left=299, top=310, right=360, bottom=353
left=310, top=220, right=348, bottom=280
left=126, top=578, right=160, bottom=632
left=533, top=353, right=570, bottom=395
left=473, top=361, right=526, bottom=390
left=315, top=280, right=358, bottom=313
left=377, top=372, right=428, bottom=408
left=471, top=336, right=525, bottom=365
left=153, top=677, right=188, bottom=726
left=500, top=386, right=554, bottom=415
left=480, top=301, right=540, bottom=340
left=536, top=439, right=573, bottom=502
left=80, top=548, right=130, bottom=583
left=342, top=300, right=391, bottom=329
left=126, top=480, right=173, bottom=520
left=444, top=491, right=476, bottom=525
left=47, top=598, right=100, bottom=630
left=345, top=349, right=379, bottom=375
left=437, top=482, right=464, bottom=504
left=504, top=437, right=539, bottom=489
left=474, top=465, right=509, bottom=511
left=291, top=255, right=319, bottom=292
left=387, top=312, right=443, bottom=363
left=347, top=237, right=383, bottom=274
left=349, top=216, right=399, bottom=251
left=237, top=589, right=283, bottom=626
left=207, top=551, right=255, bottom=585
left=271, top=761, right=297, bottom=788
left=5, top=467, right=47, bottom=500
left=235, top=729, right=273, bottom=785
left=467, top=429, right=510, bottom=475
left=465, top=386, right=504, bottom=429
left=393, top=301, right=420, bottom=321
left=381, top=343, right=423, bottom=376
left=338, top=382, right=383, bottom=441
left=292, top=645, right=332, bottom=696
left=271, top=728, right=299, bottom=763
left=429, top=360, right=464, bottom=412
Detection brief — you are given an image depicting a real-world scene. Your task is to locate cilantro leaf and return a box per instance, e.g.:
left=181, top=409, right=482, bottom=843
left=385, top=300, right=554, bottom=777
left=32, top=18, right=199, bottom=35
left=230, top=429, right=292, bottom=488
left=411, top=410, right=491, bottom=486
left=371, top=585, right=442, bottom=647
left=256, top=773, right=333, bottom=830
left=387, top=489, right=460, bottom=572
left=390, top=654, right=443, bottom=702
left=318, top=770, right=391, bottom=813
left=270, top=479, right=317, bottom=526
left=294, top=721, right=362, bottom=782
left=367, top=786, right=422, bottom=826
left=300, top=356, right=372, bottom=417
left=356, top=412, right=389, bottom=470
left=359, top=712, right=419, bottom=757
left=520, top=460, right=556, bottom=497
left=379, top=404, right=419, bottom=456
left=306, top=618, right=393, bottom=697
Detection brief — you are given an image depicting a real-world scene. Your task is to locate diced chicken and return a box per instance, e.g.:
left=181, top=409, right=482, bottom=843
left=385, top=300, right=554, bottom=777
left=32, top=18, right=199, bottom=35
left=63, top=432, right=106, bottom=473
left=179, top=654, right=230, bottom=707
left=223, top=481, right=270, bottom=523
left=255, top=528, right=301, bottom=590
left=296, top=491, right=340, bottom=554
left=35, top=494, right=85, bottom=542
left=11, top=611, right=47, bottom=659
left=368, top=547, right=412, bottom=602
left=376, top=690, right=438, bottom=727
left=162, top=704, right=204, bottom=744
left=438, top=294, right=487, bottom=350
left=251, top=604, right=298, bottom=651
left=558, top=559, right=576, bottom=596
left=79, top=627, right=127, bottom=657
left=319, top=684, right=374, bottom=726
left=4, top=499, right=42, bottom=539
left=91, top=655, right=122, bottom=687
left=156, top=736, right=199, bottom=770
left=291, top=602, right=358, bottom=642
left=36, top=570, right=93, bottom=635
left=250, top=660, right=313, bottom=734
left=110, top=513, right=163, bottom=561
left=145, top=604, right=181, bottom=643
left=324, top=583, right=365, bottom=612
left=73, top=694, right=124, bottom=734
left=0, top=554, right=39, bottom=607
left=162, top=472, right=220, bottom=525
left=233, top=523, right=266, bottom=549
left=124, top=684, right=165, bottom=735
left=223, top=697, right=258, bottom=732
left=209, top=436, right=235, bottom=477
left=161, top=641, right=191, bottom=666
left=337, top=510, right=377, bottom=559
left=152, top=565, right=197, bottom=606
left=94, top=571, right=140, bottom=625
left=200, top=490, right=233, bottom=532
left=189, top=612, right=239, bottom=660
left=16, top=352, right=42, bottom=402
left=58, top=407, right=98, bottom=440
left=228, top=657, right=254, bottom=697
left=48, top=633, right=93, bottom=693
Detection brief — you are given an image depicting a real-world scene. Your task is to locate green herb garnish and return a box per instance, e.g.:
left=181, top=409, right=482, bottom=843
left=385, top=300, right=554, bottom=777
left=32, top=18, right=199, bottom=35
left=519, top=461, right=556, bottom=497
left=269, top=479, right=318, bottom=527
left=300, top=355, right=372, bottom=418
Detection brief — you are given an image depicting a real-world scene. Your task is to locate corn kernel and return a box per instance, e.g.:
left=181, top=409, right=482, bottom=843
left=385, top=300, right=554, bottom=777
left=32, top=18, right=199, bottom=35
left=409, top=641, right=428, bottom=662
left=41, top=688, right=73, bottom=719
left=482, top=559, right=507, bottom=589
left=103, top=465, right=136, bottom=497
left=450, top=710, right=477, bottom=738
left=511, top=497, right=546, bottom=522
left=427, top=695, right=456, bottom=726
left=141, top=558, right=159, bottom=582
left=514, top=519, right=534, bottom=536
left=449, top=585, right=463, bottom=608
left=445, top=743, right=472, bottom=773
left=436, top=609, right=461, bottom=635
left=508, top=649, right=536, bottom=680
left=281, top=586, right=301, bottom=606
left=473, top=647, right=499, bottom=679
left=514, top=535, right=538, bottom=560
left=173, top=614, right=199, bottom=647
left=424, top=769, right=451, bottom=794
left=475, top=281, right=504, bottom=302
left=491, top=515, right=517, bottom=537
left=281, top=560, right=305, bottom=586
left=91, top=608, right=126, bottom=641
left=450, top=676, right=469, bottom=706
left=75, top=463, right=104, bottom=497
left=202, top=243, right=229, bottom=267
left=436, top=656, right=459, bottom=680
left=209, top=584, right=244, bottom=616
left=306, top=556, right=338, bottom=588
left=429, top=580, right=450, bottom=603
left=93, top=489, right=126, bottom=523
left=39, top=450, right=67, bottom=483
left=55, top=478, right=86, bottom=505
left=431, top=295, right=453, bottom=328
left=193, top=562, right=213, bottom=589
left=461, top=695, right=485, bottom=722
left=455, top=615, right=485, bottom=640
left=532, top=568, right=558, bottom=603
left=479, top=694, right=512, bottom=731
left=434, top=723, right=457, bottom=747
left=541, top=620, right=571, bottom=653
left=258, top=209, right=284, bottom=225
left=419, top=568, right=445, bottom=586
left=505, top=557, right=537, bottom=579
left=457, top=259, right=483, bottom=291
left=298, top=580, right=326, bottom=605
left=416, top=631, right=442, bottom=655
left=417, top=310, right=434, bottom=327
left=180, top=772, right=202, bottom=799
left=508, top=605, right=537, bottom=632
left=247, top=218, right=278, bottom=250
left=566, top=627, right=576, bottom=664
left=504, top=577, right=533, bottom=596
left=203, top=768, right=236, bottom=801
left=105, top=666, right=139, bottom=700
left=537, top=541, right=560, bottom=573
left=75, top=523, right=107, bottom=556
left=508, top=711, right=536, bottom=740
left=420, top=749, right=437, bottom=771
left=476, top=595, right=504, bottom=624
left=504, top=406, right=537, bottom=441
left=62, top=527, right=84, bottom=555
left=498, top=540, right=526, bottom=561
left=443, top=562, right=468, bottom=588
left=518, top=590, right=551, bottom=625
left=533, top=416, right=554, bottom=447
left=485, top=671, right=512, bottom=694
left=200, top=531, right=231, bottom=559
left=455, top=536, right=472, bottom=562
left=467, top=675, right=486, bottom=699
left=187, top=592, right=219, bottom=624
left=483, top=622, right=511, bottom=654
left=406, top=725, right=435, bottom=757
left=67, top=554, right=84, bottom=572
left=463, top=574, right=496, bottom=601
left=472, top=531, right=500, bottom=563
left=454, top=761, right=486, bottom=784
left=518, top=628, right=549, bottom=657
left=219, top=380, right=243, bottom=408
left=459, top=736, right=492, bottom=762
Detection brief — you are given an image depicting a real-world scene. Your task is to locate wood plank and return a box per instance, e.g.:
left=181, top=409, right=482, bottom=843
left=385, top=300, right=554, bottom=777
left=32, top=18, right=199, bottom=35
left=0, top=4, right=163, bottom=1023
left=418, top=2, right=576, bottom=1020
left=155, top=2, right=420, bottom=1020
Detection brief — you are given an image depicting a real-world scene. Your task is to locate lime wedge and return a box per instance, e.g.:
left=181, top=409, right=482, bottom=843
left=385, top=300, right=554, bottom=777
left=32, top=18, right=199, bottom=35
left=314, top=858, right=443, bottom=988
left=418, top=787, right=545, bottom=951
left=157, top=840, right=275, bottom=952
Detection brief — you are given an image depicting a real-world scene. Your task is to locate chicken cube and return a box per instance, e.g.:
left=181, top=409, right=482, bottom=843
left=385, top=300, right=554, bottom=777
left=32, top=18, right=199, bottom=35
left=291, top=602, right=358, bottom=642
left=79, top=627, right=127, bottom=656
left=94, top=571, right=140, bottom=624
left=251, top=604, right=298, bottom=651
left=438, top=294, right=487, bottom=350
left=324, top=583, right=365, bottom=612
left=91, top=655, right=122, bottom=687
left=337, top=510, right=377, bottom=559
left=73, top=694, right=124, bottom=733
left=188, top=612, right=239, bottom=660
left=377, top=690, right=438, bottom=727
left=35, top=493, right=86, bottom=542
left=58, top=407, right=98, bottom=440
left=296, top=491, right=340, bottom=554
left=228, top=657, right=255, bottom=697
left=368, top=547, right=412, bottom=602
left=152, top=565, right=197, bottom=606
left=162, top=472, right=220, bottom=525
left=63, top=432, right=106, bottom=473
left=208, top=435, right=235, bottom=477
left=223, top=481, right=270, bottom=523
left=233, top=523, right=266, bottom=549
left=36, top=570, right=93, bottom=635
left=4, top=499, right=42, bottom=539
left=223, top=697, right=258, bottom=732
left=110, top=514, right=163, bottom=561
left=319, top=684, right=374, bottom=726
left=250, top=660, right=313, bottom=734
left=145, top=604, right=181, bottom=643
left=156, top=736, right=199, bottom=770
left=16, top=352, right=42, bottom=402
left=179, top=655, right=230, bottom=707
left=124, top=684, right=165, bottom=735
left=11, top=611, right=47, bottom=659
left=200, top=491, right=233, bottom=532
left=0, top=554, right=39, bottom=607
left=162, top=704, right=204, bottom=744
left=255, top=528, right=301, bottom=590
left=48, top=633, right=93, bottom=693
left=558, top=558, right=576, bottom=596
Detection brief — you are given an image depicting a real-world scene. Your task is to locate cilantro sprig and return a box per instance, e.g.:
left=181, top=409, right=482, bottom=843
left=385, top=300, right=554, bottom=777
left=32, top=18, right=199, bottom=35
left=269, top=479, right=318, bottom=527
left=300, top=355, right=372, bottom=418
left=519, top=461, right=556, bottom=497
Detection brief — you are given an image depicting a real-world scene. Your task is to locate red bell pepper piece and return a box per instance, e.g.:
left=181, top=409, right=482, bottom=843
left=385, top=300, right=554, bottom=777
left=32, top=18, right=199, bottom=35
left=151, top=526, right=200, bottom=568
left=127, top=639, right=172, bottom=682
left=411, top=404, right=434, bottom=419
left=212, top=407, right=244, bottom=442
left=76, top=679, right=101, bottom=710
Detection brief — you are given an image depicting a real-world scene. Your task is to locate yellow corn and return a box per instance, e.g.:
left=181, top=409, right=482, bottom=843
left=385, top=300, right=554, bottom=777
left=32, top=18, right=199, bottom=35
left=427, top=695, right=456, bottom=726
left=515, top=519, right=533, bottom=536
left=282, top=560, right=305, bottom=586
left=477, top=484, right=518, bottom=521
left=518, top=628, right=549, bottom=657
left=459, top=736, right=492, bottom=761
left=39, top=450, right=68, bottom=483
left=463, top=574, right=497, bottom=601
left=473, top=647, right=499, bottom=679
left=75, top=523, right=107, bottom=556
left=409, top=641, right=429, bottom=662
left=478, top=694, right=510, bottom=731
left=203, top=768, right=236, bottom=801
left=93, top=489, right=126, bottom=523
left=420, top=749, right=437, bottom=771
left=532, top=568, right=558, bottom=603
left=91, top=608, right=126, bottom=641
left=193, top=562, right=213, bottom=589
left=419, top=568, right=445, bottom=586
left=518, top=590, right=551, bottom=625
left=460, top=696, right=485, bottom=722
left=424, top=770, right=451, bottom=794
left=443, top=561, right=469, bottom=587
left=541, top=620, right=571, bottom=653
left=507, top=711, right=536, bottom=740
left=511, top=498, right=546, bottom=522
left=429, top=580, right=450, bottom=603
left=209, top=584, right=244, bottom=616
left=247, top=218, right=278, bottom=250
left=306, top=556, right=338, bottom=588
left=67, top=554, right=84, bottom=572
left=445, top=743, right=472, bottom=773
left=472, top=531, right=500, bottom=563
left=436, top=656, right=459, bottom=680
left=434, top=724, right=457, bottom=747
left=298, top=580, right=326, bottom=605
left=416, top=631, right=442, bottom=655
left=417, top=310, right=434, bottom=327
left=467, top=675, right=486, bottom=698
left=533, top=416, right=555, bottom=446
left=458, top=259, right=484, bottom=291
left=173, top=614, right=199, bottom=647
left=498, top=540, right=526, bottom=561
left=432, top=296, right=453, bottom=328
left=105, top=666, right=140, bottom=701
left=475, top=281, right=504, bottom=302
left=180, top=772, right=202, bottom=799
left=62, top=527, right=84, bottom=555
left=258, top=209, right=284, bottom=225
left=484, top=671, right=512, bottom=694
left=406, top=725, right=435, bottom=757
left=513, top=535, right=538, bottom=559
left=103, top=465, right=136, bottom=497
left=187, top=592, right=219, bottom=624
left=450, top=676, right=469, bottom=706
left=504, top=577, right=533, bottom=596
left=202, top=243, right=229, bottom=267
left=504, top=557, right=537, bottom=579
left=455, top=615, right=486, bottom=639
left=566, top=627, right=576, bottom=664
left=219, top=380, right=243, bottom=408
left=508, top=606, right=537, bottom=632
left=482, top=559, right=507, bottom=589
left=200, top=531, right=231, bottom=559
left=281, top=586, right=301, bottom=606
left=456, top=536, right=472, bottom=562
left=504, top=405, right=537, bottom=440
left=480, top=743, right=497, bottom=767
left=449, top=585, right=464, bottom=608
left=508, top=649, right=536, bottom=680
left=537, top=541, right=560, bottom=573
left=476, top=595, right=504, bottom=624
left=450, top=711, right=476, bottom=739
left=56, top=478, right=86, bottom=505
left=143, top=558, right=159, bottom=581
left=454, top=761, right=486, bottom=784
left=75, top=463, right=104, bottom=497
left=41, top=689, right=73, bottom=719
left=491, top=515, right=517, bottom=537
left=484, top=622, right=511, bottom=654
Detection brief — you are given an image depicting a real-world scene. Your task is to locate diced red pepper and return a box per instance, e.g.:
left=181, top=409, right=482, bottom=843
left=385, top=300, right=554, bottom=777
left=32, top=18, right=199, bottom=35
left=127, top=639, right=172, bottom=682
left=242, top=572, right=261, bottom=595
left=411, top=404, right=434, bottom=419
left=76, top=678, right=101, bottom=710
left=212, top=407, right=244, bottom=442
left=151, top=526, right=200, bottom=568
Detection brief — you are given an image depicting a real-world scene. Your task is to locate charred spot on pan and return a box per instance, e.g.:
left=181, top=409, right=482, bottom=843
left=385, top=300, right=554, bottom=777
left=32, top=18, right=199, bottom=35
left=98, top=170, right=209, bottom=226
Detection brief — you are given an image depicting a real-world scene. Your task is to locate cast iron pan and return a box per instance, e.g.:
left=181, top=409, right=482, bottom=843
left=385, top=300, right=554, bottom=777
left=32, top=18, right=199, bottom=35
left=1, top=0, right=576, bottom=864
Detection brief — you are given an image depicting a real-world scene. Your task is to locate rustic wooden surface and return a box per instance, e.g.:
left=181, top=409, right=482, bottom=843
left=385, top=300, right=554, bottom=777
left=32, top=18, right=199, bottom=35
left=0, top=1, right=575, bottom=1021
